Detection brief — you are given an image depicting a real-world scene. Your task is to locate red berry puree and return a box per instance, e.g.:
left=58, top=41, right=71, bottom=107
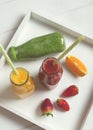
left=43, top=58, right=59, bottom=74
left=39, top=57, right=63, bottom=90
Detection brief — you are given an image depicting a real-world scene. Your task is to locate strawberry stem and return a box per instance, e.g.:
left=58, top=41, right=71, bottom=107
left=42, top=112, right=53, bottom=117
left=47, top=113, right=53, bottom=117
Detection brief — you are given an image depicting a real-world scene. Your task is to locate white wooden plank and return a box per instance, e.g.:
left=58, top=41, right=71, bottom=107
left=56, top=3, right=93, bottom=39
left=0, top=0, right=92, bottom=34
left=19, top=125, right=44, bottom=130
left=0, top=106, right=33, bottom=130
left=0, top=0, right=15, bottom=4
left=82, top=105, right=93, bottom=130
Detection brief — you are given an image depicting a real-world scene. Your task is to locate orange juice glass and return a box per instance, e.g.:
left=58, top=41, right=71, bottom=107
left=10, top=67, right=35, bottom=98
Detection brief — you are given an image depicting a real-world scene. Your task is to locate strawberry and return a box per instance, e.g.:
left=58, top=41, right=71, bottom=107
left=62, top=85, right=79, bottom=97
left=41, top=98, right=54, bottom=117
left=57, top=98, right=70, bottom=111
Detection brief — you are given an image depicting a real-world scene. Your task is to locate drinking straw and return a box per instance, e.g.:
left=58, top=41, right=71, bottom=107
left=0, top=44, right=18, bottom=74
left=57, top=35, right=85, bottom=62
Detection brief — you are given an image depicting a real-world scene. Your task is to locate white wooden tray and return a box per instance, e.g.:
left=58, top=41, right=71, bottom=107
left=0, top=11, right=93, bottom=130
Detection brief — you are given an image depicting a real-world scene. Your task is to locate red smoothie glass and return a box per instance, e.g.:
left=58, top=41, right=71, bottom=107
left=39, top=57, right=63, bottom=90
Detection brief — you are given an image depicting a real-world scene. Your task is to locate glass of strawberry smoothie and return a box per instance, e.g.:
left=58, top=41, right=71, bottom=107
left=39, top=57, right=63, bottom=90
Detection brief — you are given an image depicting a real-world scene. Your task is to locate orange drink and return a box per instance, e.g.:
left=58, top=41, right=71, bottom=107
left=10, top=67, right=35, bottom=98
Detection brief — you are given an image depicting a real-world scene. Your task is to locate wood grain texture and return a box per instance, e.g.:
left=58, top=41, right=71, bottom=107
left=0, top=0, right=92, bottom=130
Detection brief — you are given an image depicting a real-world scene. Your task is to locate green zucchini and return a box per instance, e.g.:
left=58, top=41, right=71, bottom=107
left=8, top=32, right=66, bottom=61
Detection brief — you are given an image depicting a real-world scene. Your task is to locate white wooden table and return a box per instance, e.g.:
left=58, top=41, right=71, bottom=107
left=0, top=0, right=93, bottom=130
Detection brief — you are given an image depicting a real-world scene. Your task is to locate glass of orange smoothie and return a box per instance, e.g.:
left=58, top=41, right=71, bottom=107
left=10, top=67, right=35, bottom=98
